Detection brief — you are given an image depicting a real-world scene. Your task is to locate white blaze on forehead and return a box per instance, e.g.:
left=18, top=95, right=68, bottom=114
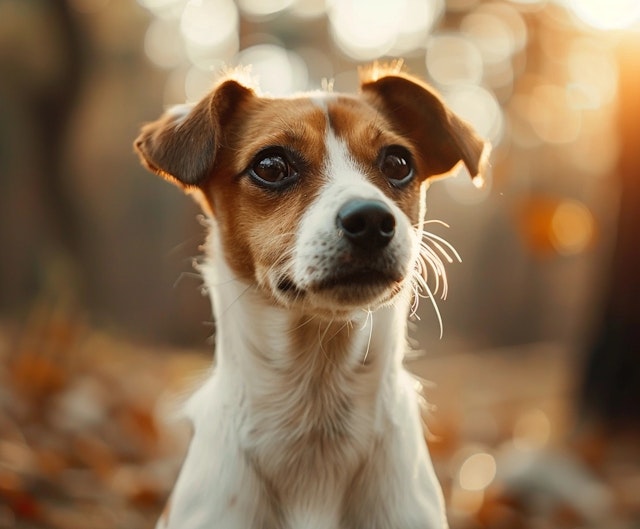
left=323, top=128, right=385, bottom=200
left=308, top=93, right=382, bottom=193
left=309, top=91, right=337, bottom=111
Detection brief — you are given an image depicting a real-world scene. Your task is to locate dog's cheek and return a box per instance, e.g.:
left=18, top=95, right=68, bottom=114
left=248, top=194, right=310, bottom=271
left=393, top=182, right=422, bottom=226
left=218, top=189, right=303, bottom=283
left=198, top=177, right=256, bottom=280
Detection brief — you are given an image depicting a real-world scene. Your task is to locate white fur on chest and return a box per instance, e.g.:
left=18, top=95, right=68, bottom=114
left=162, top=232, right=446, bottom=529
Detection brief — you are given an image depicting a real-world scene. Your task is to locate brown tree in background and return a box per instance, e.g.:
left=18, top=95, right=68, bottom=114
left=0, top=0, right=86, bottom=311
left=579, top=34, right=640, bottom=431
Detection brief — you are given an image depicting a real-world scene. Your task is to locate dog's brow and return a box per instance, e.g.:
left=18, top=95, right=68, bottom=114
left=280, top=126, right=316, bottom=146
left=273, top=117, right=326, bottom=148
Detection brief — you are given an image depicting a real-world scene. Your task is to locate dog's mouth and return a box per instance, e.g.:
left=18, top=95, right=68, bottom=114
left=276, top=276, right=305, bottom=297
left=314, top=268, right=401, bottom=291
left=276, top=266, right=404, bottom=308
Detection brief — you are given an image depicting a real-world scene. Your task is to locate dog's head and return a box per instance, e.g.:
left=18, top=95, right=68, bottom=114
left=135, top=65, right=489, bottom=316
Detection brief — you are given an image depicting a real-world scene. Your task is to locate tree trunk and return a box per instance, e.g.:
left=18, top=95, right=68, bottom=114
left=579, top=34, right=640, bottom=431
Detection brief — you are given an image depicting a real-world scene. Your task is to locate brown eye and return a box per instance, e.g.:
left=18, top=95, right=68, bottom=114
left=249, top=148, right=298, bottom=189
left=380, top=146, right=414, bottom=186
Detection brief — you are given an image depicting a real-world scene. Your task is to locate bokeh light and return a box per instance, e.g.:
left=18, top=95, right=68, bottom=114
left=236, top=45, right=308, bottom=95
left=137, top=0, right=187, bottom=19
left=290, top=0, right=326, bottom=19
left=550, top=199, right=595, bottom=256
left=144, top=18, right=185, bottom=69
left=184, top=65, right=219, bottom=101
left=563, top=0, right=640, bottom=30
left=392, top=0, right=445, bottom=55
left=513, top=408, right=552, bottom=450
left=461, top=9, right=516, bottom=66
left=567, top=38, right=618, bottom=109
left=180, top=0, right=238, bottom=50
left=327, top=0, right=404, bottom=60
left=426, top=35, right=483, bottom=87
left=528, top=84, right=582, bottom=144
left=328, top=0, right=444, bottom=60
left=458, top=452, right=497, bottom=491
left=237, top=0, right=294, bottom=18
left=444, top=85, right=504, bottom=145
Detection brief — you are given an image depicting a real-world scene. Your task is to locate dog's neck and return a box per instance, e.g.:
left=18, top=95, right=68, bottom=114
left=199, top=224, right=412, bottom=438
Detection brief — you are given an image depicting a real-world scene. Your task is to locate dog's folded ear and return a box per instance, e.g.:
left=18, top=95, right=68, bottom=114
left=361, top=70, right=490, bottom=185
left=134, top=79, right=254, bottom=187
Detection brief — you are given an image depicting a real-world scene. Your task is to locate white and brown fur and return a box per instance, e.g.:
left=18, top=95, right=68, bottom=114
left=135, top=63, right=489, bottom=529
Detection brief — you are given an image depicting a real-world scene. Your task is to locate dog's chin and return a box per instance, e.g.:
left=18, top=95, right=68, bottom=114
left=270, top=269, right=405, bottom=315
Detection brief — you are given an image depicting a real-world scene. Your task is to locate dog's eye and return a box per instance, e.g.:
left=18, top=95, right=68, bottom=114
left=380, top=146, right=414, bottom=186
left=249, top=149, right=297, bottom=188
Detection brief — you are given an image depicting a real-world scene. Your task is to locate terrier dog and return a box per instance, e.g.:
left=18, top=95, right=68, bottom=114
left=135, top=63, right=489, bottom=529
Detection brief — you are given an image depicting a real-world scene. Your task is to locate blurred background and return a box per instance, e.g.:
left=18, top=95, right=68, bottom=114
left=1, top=0, right=639, bottom=528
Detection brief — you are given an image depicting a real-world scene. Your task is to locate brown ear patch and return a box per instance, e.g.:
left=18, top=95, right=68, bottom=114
left=134, top=80, right=255, bottom=188
left=360, top=69, right=490, bottom=184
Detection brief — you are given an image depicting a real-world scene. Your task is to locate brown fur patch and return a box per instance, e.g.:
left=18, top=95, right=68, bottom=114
left=198, top=96, right=329, bottom=281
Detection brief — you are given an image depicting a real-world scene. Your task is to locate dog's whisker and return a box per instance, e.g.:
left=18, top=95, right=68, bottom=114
left=316, top=318, right=339, bottom=363
left=413, top=218, right=450, bottom=229
left=410, top=225, right=461, bottom=329
left=172, top=270, right=204, bottom=289
left=289, top=315, right=318, bottom=333
left=410, top=223, right=462, bottom=315
left=215, top=282, right=253, bottom=321
left=324, top=319, right=350, bottom=343
left=420, top=240, right=454, bottom=268
left=421, top=230, right=462, bottom=262
left=416, top=249, right=442, bottom=296
left=424, top=279, right=444, bottom=339
left=167, top=236, right=203, bottom=256
left=361, top=309, right=374, bottom=366
left=419, top=251, right=443, bottom=297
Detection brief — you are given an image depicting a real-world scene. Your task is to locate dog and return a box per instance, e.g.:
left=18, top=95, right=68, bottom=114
left=134, top=63, right=489, bottom=529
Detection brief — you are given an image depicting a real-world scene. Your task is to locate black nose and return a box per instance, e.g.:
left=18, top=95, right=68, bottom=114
left=337, top=199, right=396, bottom=249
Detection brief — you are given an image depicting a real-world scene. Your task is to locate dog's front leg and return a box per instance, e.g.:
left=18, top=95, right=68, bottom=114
left=157, top=379, right=281, bottom=529
left=342, top=373, right=448, bottom=529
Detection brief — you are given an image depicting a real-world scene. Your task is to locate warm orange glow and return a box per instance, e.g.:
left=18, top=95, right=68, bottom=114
left=550, top=200, right=595, bottom=256
left=516, top=197, right=596, bottom=256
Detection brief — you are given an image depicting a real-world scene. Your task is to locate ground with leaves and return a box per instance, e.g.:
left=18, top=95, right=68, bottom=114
left=0, top=310, right=638, bottom=529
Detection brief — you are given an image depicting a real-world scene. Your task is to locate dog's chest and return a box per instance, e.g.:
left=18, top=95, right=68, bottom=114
left=239, top=318, right=383, bottom=502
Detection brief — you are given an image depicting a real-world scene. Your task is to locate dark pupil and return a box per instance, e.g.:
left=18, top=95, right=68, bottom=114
left=255, top=155, right=288, bottom=182
left=383, top=153, right=410, bottom=180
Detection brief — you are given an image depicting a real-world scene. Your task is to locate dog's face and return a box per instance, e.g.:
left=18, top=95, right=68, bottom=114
left=135, top=66, right=489, bottom=316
